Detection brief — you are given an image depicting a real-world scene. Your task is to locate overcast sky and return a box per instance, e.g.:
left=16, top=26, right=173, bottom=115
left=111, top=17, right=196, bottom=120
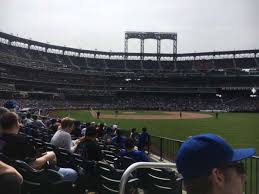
left=0, top=0, right=258, bottom=53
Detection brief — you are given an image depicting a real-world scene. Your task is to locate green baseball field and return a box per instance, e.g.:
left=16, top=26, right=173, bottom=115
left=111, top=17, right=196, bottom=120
left=53, top=110, right=259, bottom=155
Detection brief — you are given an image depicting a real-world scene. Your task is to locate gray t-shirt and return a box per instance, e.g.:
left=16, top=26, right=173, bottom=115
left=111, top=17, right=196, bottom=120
left=51, top=129, right=77, bottom=152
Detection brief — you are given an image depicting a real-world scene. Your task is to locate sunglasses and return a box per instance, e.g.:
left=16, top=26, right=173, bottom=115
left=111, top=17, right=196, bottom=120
left=220, top=162, right=246, bottom=174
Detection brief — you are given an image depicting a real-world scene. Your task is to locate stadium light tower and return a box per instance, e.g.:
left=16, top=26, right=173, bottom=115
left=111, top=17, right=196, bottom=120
left=124, top=31, right=177, bottom=60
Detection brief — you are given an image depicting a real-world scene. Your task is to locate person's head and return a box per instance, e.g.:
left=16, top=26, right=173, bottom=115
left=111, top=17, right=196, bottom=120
left=3, top=100, right=17, bottom=110
left=116, top=129, right=121, bottom=136
left=32, top=115, right=38, bottom=121
left=61, top=117, right=74, bottom=133
left=0, top=112, right=19, bottom=134
left=142, top=127, right=147, bottom=132
left=74, top=120, right=81, bottom=129
left=0, top=107, right=9, bottom=118
left=106, top=127, right=112, bottom=134
left=84, top=126, right=97, bottom=140
left=131, top=128, right=136, bottom=133
left=176, top=134, right=256, bottom=194
left=50, top=118, right=57, bottom=125
left=26, top=113, right=31, bottom=119
left=125, top=138, right=135, bottom=151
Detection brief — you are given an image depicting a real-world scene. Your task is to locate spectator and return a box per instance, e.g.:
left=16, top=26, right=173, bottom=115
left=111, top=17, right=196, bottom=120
left=112, top=129, right=127, bottom=148
left=0, top=107, right=9, bottom=118
left=51, top=117, right=80, bottom=152
left=129, top=128, right=139, bottom=144
left=70, top=120, right=81, bottom=138
left=0, top=161, right=23, bottom=194
left=120, top=138, right=149, bottom=162
left=176, top=134, right=256, bottom=194
left=96, top=123, right=105, bottom=138
left=31, top=115, right=46, bottom=128
left=103, top=127, right=113, bottom=144
left=49, top=118, right=59, bottom=132
left=23, top=113, right=33, bottom=126
left=138, top=127, right=150, bottom=151
left=3, top=100, right=17, bottom=111
left=0, top=107, right=9, bottom=131
left=0, top=112, right=78, bottom=183
left=75, top=126, right=103, bottom=161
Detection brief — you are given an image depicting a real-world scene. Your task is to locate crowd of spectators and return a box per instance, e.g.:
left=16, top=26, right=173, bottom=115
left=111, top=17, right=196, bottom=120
left=0, top=104, right=154, bottom=193
left=1, top=92, right=258, bottom=113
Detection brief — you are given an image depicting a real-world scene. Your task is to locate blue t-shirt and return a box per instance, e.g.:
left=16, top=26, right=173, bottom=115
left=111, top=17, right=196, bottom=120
left=120, top=150, right=149, bottom=162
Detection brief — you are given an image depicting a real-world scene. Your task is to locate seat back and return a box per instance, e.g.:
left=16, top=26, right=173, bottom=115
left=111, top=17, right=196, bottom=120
left=119, top=156, right=136, bottom=170
left=102, top=150, right=118, bottom=165
left=14, top=160, right=72, bottom=194
left=55, top=148, right=73, bottom=168
left=140, top=168, right=182, bottom=194
left=97, top=161, right=122, bottom=194
left=96, top=161, right=138, bottom=194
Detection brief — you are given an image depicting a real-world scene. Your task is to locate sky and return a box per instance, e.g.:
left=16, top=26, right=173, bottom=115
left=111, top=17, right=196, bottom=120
left=0, top=0, right=258, bottom=54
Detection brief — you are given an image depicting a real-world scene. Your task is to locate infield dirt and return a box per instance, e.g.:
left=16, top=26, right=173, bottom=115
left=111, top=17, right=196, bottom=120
left=90, top=111, right=212, bottom=120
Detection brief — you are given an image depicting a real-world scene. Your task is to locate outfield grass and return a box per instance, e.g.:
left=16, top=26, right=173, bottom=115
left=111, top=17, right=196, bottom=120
left=56, top=110, right=259, bottom=154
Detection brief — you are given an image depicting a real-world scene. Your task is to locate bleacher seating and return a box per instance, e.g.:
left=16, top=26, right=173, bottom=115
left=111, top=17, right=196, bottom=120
left=10, top=120, right=182, bottom=194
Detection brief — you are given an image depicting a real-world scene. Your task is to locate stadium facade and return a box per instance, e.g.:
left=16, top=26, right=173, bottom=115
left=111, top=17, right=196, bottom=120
left=0, top=31, right=258, bottom=111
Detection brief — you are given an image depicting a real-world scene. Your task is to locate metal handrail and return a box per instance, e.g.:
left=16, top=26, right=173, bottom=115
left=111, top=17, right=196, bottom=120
left=119, top=162, right=176, bottom=194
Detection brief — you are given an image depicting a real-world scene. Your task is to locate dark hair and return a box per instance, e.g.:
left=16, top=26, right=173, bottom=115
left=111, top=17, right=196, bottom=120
left=106, top=127, right=112, bottom=134
left=184, top=168, right=233, bottom=194
left=85, top=126, right=97, bottom=137
left=184, top=175, right=212, bottom=194
left=142, top=127, right=147, bottom=132
left=74, top=120, right=81, bottom=128
left=116, top=129, right=121, bottom=144
left=116, top=129, right=121, bottom=136
left=51, top=118, right=57, bottom=124
left=26, top=113, right=31, bottom=119
left=125, top=138, right=135, bottom=150
left=0, top=112, right=19, bottom=131
left=32, top=115, right=38, bottom=120
left=131, top=128, right=136, bottom=132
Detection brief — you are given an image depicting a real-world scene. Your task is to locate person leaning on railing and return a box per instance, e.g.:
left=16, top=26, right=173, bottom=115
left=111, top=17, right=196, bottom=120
left=176, top=134, right=256, bottom=194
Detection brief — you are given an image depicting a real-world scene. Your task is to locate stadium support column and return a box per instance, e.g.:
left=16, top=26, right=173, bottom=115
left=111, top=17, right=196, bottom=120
left=173, top=59, right=177, bottom=71
left=173, top=35, right=177, bottom=71
left=124, top=37, right=128, bottom=69
left=157, top=39, right=161, bottom=61
left=255, top=53, right=259, bottom=67
left=233, top=54, right=236, bottom=69
left=140, top=38, right=144, bottom=70
left=124, top=37, right=128, bottom=60
left=173, top=35, right=177, bottom=59
left=140, top=38, right=144, bottom=60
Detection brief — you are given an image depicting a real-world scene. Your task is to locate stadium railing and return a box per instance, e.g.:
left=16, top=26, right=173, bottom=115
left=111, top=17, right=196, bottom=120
left=244, top=156, right=259, bottom=194
left=148, top=135, right=183, bottom=161
left=119, top=162, right=181, bottom=194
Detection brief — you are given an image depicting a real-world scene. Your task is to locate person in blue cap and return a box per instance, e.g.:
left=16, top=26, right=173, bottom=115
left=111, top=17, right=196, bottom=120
left=176, top=134, right=255, bottom=194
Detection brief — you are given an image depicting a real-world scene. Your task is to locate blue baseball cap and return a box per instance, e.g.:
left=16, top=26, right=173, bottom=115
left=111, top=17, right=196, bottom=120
left=4, top=100, right=18, bottom=109
left=176, top=134, right=256, bottom=180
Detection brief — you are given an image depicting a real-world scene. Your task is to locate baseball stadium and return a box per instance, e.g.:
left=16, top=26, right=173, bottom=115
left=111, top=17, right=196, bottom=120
left=0, top=1, right=258, bottom=194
